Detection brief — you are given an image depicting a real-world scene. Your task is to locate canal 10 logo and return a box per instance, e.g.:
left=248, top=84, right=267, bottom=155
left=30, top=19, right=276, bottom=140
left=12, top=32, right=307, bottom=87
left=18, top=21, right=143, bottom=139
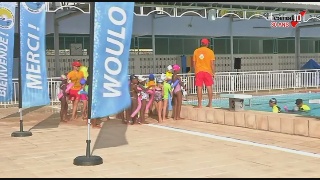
left=21, top=2, right=45, bottom=13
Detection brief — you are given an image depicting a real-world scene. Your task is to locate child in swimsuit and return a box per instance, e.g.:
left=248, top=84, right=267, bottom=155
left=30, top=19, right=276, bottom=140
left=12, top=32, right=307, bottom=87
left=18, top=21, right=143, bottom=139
left=138, top=76, right=148, bottom=124
left=129, top=74, right=139, bottom=125
left=124, top=78, right=131, bottom=124
left=166, top=65, right=173, bottom=80
left=154, top=79, right=164, bottom=123
left=79, top=78, right=88, bottom=120
left=58, top=74, right=69, bottom=122
left=172, top=64, right=185, bottom=120
left=146, top=74, right=156, bottom=115
left=162, top=75, right=172, bottom=120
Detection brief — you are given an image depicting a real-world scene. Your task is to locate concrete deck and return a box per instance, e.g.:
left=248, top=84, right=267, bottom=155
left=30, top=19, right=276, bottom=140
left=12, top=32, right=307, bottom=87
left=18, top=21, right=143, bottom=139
left=0, top=106, right=320, bottom=178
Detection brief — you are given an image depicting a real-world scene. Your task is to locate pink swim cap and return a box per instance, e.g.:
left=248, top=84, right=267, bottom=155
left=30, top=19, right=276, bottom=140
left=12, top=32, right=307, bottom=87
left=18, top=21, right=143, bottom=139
left=172, top=64, right=181, bottom=71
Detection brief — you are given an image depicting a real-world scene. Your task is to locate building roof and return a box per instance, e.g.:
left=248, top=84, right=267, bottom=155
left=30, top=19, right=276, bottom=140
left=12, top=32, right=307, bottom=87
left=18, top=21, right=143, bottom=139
left=43, top=2, right=320, bottom=15
left=280, top=2, right=320, bottom=6
left=134, top=2, right=320, bottom=12
left=131, top=2, right=320, bottom=19
left=43, top=2, right=320, bottom=25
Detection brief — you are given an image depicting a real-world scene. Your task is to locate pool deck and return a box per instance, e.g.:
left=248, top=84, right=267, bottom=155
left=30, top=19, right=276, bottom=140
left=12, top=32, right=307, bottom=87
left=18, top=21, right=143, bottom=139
left=1, top=106, right=320, bottom=178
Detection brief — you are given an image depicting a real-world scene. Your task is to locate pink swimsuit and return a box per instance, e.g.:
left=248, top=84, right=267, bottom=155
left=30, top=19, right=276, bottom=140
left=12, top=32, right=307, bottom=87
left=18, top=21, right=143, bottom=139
left=80, top=94, right=88, bottom=101
left=174, top=83, right=181, bottom=93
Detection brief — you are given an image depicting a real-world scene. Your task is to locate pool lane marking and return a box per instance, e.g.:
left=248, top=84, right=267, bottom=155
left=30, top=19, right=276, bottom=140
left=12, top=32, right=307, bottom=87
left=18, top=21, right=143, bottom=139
left=146, top=123, right=320, bottom=159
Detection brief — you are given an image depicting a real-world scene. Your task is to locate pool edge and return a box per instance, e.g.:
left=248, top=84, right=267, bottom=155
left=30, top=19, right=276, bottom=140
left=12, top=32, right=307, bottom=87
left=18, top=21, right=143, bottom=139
left=181, top=105, right=320, bottom=139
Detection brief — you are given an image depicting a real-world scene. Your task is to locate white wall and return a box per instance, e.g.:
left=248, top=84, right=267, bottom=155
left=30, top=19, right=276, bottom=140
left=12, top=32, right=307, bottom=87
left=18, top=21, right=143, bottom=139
left=51, top=13, right=153, bottom=35
left=144, top=16, right=320, bottom=37
left=40, top=53, right=320, bottom=78
left=13, top=10, right=320, bottom=37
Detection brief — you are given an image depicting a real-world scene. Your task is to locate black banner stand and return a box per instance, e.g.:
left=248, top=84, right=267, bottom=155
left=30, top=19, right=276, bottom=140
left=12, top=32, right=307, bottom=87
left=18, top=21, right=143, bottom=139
left=73, top=2, right=103, bottom=166
left=11, top=3, right=32, bottom=138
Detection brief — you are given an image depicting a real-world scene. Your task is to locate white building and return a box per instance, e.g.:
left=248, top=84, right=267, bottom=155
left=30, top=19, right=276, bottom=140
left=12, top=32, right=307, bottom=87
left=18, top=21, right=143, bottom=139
left=12, top=2, right=320, bottom=76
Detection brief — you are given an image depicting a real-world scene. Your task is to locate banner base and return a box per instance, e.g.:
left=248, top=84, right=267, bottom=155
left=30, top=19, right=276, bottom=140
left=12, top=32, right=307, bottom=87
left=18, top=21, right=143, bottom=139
left=73, top=155, right=103, bottom=166
left=11, top=131, right=32, bottom=137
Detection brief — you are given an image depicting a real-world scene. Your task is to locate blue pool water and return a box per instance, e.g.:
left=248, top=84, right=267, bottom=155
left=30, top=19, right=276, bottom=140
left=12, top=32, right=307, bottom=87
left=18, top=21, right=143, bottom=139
left=186, top=93, right=320, bottom=117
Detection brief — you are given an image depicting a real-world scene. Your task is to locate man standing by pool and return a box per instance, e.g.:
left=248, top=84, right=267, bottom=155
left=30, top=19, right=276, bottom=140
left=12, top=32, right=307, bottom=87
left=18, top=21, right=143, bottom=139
left=67, top=61, right=84, bottom=121
left=193, top=38, right=215, bottom=108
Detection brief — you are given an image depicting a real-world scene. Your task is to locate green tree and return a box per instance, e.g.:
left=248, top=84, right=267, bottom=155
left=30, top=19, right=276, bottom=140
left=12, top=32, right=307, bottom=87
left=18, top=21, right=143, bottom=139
left=246, top=11, right=265, bottom=19
left=218, top=9, right=231, bottom=17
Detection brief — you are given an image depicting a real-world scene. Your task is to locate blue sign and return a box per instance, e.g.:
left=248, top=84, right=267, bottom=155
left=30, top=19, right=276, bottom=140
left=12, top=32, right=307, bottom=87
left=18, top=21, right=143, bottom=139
left=20, top=2, right=49, bottom=108
left=91, top=2, right=134, bottom=118
left=0, top=2, right=15, bottom=102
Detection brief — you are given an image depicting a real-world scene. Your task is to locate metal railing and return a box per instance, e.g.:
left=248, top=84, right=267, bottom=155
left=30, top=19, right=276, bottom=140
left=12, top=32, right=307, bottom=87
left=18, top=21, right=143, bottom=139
left=1, top=69, right=319, bottom=108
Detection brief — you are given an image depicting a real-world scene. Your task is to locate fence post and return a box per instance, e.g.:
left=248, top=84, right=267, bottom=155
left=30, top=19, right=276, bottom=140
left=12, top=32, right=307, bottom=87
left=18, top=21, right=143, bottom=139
left=317, top=70, right=319, bottom=89
left=255, top=72, right=258, bottom=93
left=269, top=71, right=271, bottom=92
left=50, top=78, right=53, bottom=107
left=305, top=72, right=308, bottom=90
left=230, top=73, right=234, bottom=94
left=293, top=71, right=296, bottom=91
left=242, top=73, right=245, bottom=94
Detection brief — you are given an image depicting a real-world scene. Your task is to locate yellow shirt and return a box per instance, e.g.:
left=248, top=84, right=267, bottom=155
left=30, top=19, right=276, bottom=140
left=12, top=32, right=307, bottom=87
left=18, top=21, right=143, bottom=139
left=272, top=105, right=281, bottom=113
left=67, top=70, right=84, bottom=90
left=299, top=104, right=310, bottom=111
left=146, top=80, right=156, bottom=89
left=193, top=46, right=215, bottom=75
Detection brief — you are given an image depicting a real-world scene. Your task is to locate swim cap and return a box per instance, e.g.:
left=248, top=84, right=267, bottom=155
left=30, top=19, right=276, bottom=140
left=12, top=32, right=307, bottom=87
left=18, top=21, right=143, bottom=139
left=295, top=99, right=303, bottom=105
left=157, top=79, right=164, bottom=84
left=130, top=74, right=138, bottom=81
left=167, top=65, right=173, bottom=71
left=269, top=98, right=277, bottom=104
left=149, top=74, right=155, bottom=80
left=160, top=73, right=166, bottom=81
left=60, top=74, right=67, bottom=80
left=138, top=75, right=147, bottom=82
left=173, top=64, right=181, bottom=71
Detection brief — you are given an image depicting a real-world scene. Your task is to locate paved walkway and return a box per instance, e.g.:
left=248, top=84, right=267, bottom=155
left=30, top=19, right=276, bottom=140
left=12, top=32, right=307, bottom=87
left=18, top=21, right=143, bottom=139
left=0, top=106, right=320, bottom=178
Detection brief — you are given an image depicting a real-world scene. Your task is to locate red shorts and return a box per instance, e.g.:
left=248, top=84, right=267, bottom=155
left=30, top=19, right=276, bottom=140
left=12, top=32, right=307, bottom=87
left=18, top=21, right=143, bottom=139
left=195, top=71, right=214, bottom=87
left=69, top=89, right=80, bottom=101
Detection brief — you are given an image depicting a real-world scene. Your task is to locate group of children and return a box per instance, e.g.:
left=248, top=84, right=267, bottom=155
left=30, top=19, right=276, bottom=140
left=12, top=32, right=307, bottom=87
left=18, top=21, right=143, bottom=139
left=121, top=64, right=187, bottom=125
left=58, top=73, right=103, bottom=127
left=57, top=64, right=187, bottom=126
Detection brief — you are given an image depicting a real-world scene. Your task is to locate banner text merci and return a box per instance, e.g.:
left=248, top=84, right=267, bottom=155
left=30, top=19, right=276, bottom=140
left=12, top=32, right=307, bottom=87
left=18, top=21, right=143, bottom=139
left=26, top=23, right=43, bottom=90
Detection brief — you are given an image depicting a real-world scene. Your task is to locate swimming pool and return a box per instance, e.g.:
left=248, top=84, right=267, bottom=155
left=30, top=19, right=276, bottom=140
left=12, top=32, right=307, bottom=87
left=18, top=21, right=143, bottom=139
left=185, top=93, right=320, bottom=117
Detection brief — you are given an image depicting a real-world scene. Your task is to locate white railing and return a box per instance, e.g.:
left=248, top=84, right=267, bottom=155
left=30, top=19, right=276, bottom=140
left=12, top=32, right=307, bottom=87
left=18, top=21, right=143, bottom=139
left=1, top=69, right=319, bottom=108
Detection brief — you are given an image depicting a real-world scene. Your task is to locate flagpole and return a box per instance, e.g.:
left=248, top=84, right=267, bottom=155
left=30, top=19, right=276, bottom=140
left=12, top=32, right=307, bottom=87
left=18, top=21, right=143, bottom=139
left=73, top=2, right=103, bottom=166
left=11, top=2, right=32, bottom=138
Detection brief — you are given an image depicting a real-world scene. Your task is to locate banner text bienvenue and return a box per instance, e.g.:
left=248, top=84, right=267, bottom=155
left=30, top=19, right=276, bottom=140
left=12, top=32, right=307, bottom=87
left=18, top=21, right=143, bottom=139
left=0, top=2, right=15, bottom=102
